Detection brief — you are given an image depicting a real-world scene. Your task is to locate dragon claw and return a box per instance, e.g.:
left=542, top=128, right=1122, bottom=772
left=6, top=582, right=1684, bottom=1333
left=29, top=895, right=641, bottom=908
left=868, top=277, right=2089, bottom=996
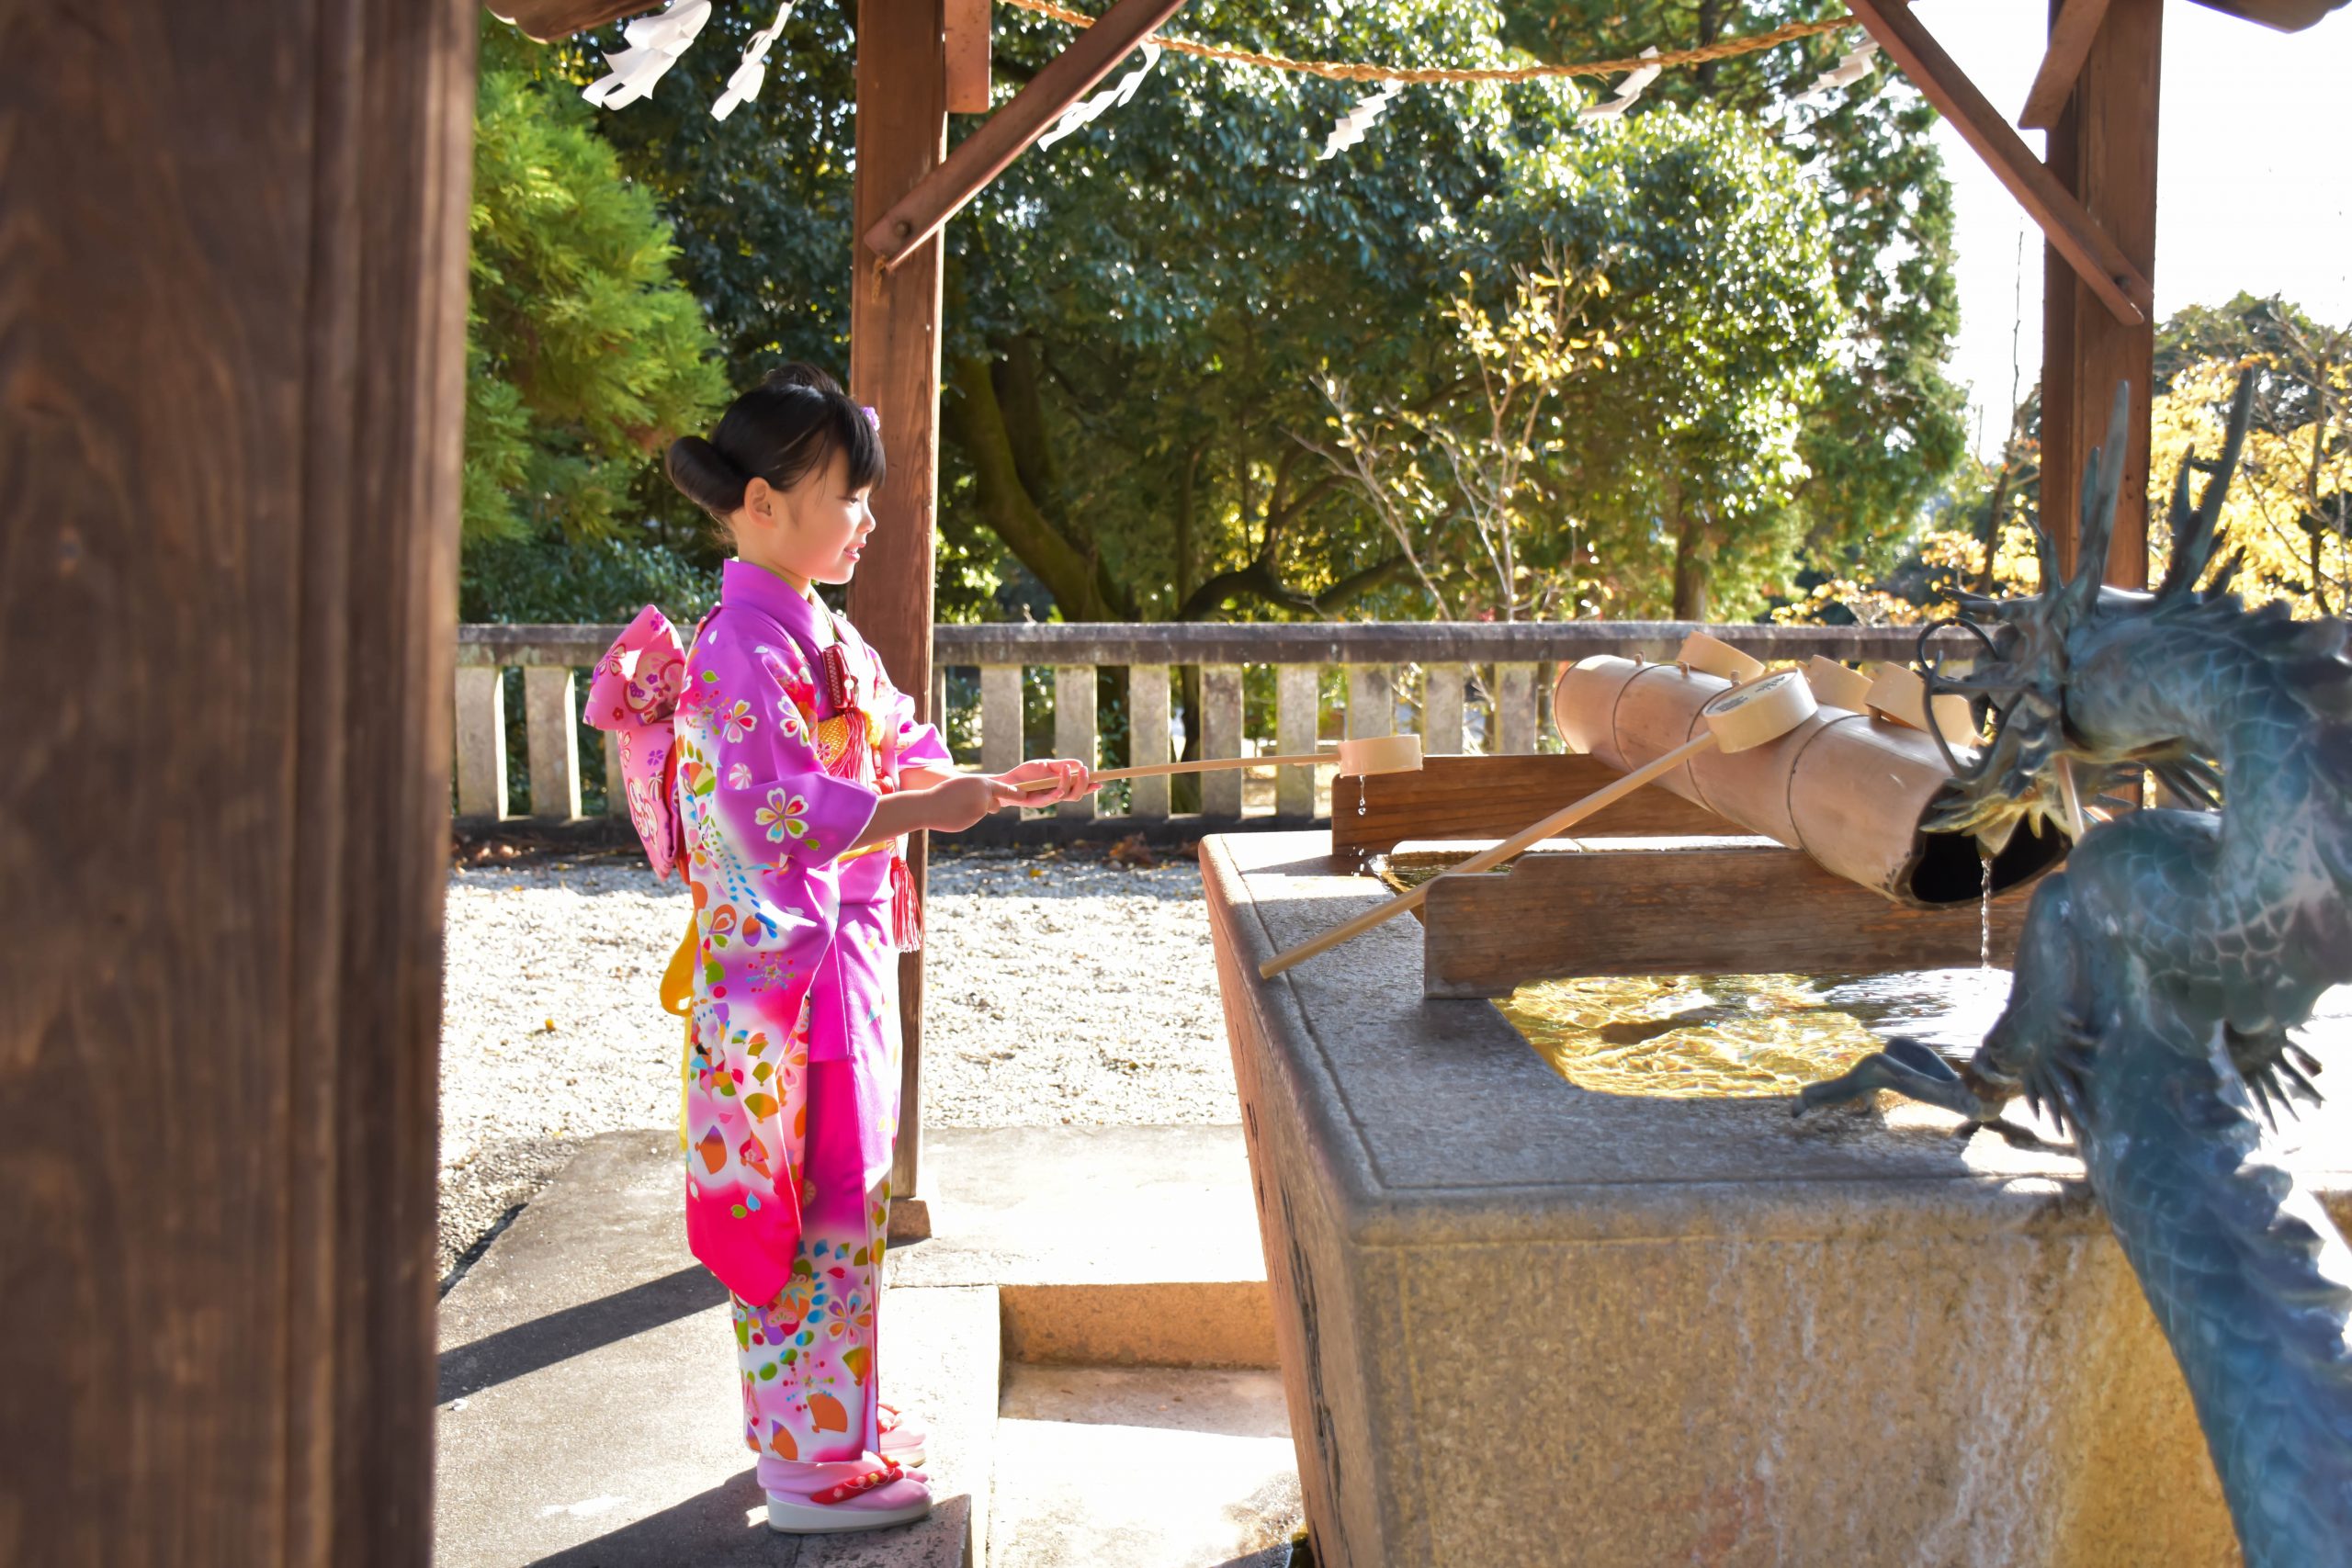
left=1794, top=1037, right=2000, bottom=1122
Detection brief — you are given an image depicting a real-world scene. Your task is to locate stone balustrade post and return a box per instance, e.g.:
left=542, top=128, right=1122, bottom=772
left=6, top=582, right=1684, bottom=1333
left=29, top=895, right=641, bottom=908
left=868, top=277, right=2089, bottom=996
left=1128, top=664, right=1172, bottom=819
left=522, top=666, right=582, bottom=821
left=1274, top=663, right=1318, bottom=818
left=1201, top=665, right=1244, bottom=818
left=1053, top=665, right=1098, bottom=821
left=454, top=667, right=508, bottom=821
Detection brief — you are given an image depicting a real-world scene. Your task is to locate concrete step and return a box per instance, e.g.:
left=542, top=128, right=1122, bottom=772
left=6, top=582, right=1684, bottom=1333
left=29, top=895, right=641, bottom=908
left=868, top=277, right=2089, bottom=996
left=435, top=1131, right=1000, bottom=1567
left=989, top=1366, right=1302, bottom=1568
left=888, top=1125, right=1276, bottom=1369
left=434, top=1124, right=1283, bottom=1566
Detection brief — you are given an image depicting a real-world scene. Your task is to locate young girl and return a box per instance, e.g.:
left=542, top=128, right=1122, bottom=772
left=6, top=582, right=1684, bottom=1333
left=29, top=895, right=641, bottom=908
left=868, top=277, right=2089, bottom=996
left=588, top=366, right=1091, bottom=1532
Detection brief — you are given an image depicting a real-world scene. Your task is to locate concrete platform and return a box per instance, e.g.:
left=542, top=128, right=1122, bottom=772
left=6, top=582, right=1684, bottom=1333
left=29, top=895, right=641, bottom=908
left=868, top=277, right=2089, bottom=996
left=436, top=1124, right=1285, bottom=1567
left=436, top=1132, right=997, bottom=1567
left=890, top=1125, right=1276, bottom=1369
left=991, top=1367, right=1301, bottom=1568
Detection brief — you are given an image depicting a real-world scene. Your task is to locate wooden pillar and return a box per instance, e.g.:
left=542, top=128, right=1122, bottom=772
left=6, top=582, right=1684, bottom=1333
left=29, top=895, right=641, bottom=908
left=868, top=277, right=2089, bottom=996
left=2041, top=0, right=2162, bottom=587
left=1, top=1, right=475, bottom=1561
left=850, top=0, right=947, bottom=1202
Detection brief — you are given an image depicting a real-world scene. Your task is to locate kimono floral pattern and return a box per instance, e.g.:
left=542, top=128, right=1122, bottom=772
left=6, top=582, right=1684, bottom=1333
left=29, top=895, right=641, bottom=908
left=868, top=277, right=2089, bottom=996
left=589, top=559, right=950, bottom=1469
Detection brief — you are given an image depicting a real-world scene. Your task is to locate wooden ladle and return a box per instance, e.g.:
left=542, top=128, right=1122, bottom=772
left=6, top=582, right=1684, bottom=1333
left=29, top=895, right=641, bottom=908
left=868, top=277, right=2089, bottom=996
left=1257, top=671, right=1818, bottom=979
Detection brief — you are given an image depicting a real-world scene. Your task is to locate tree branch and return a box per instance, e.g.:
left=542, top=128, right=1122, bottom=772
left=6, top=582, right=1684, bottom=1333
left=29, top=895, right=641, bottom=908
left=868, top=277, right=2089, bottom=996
left=942, top=350, right=1133, bottom=620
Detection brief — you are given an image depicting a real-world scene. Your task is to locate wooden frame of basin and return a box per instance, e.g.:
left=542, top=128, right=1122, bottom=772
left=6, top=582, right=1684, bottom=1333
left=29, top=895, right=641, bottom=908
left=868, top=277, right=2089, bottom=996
left=1337, top=753, right=2035, bottom=998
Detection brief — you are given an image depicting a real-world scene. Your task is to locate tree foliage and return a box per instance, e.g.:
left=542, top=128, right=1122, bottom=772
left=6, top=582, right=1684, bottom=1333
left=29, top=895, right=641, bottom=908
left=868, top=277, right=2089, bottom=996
left=1778, top=297, right=2351, bottom=627
left=530, top=0, right=1959, bottom=626
left=1500, top=0, right=1967, bottom=575
left=461, top=19, right=728, bottom=619
left=2153, top=300, right=2350, bottom=616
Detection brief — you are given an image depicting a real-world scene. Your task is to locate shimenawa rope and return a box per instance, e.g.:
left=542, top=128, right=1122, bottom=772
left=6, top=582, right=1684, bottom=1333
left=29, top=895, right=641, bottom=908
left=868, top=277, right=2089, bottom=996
left=992, top=0, right=1856, bottom=86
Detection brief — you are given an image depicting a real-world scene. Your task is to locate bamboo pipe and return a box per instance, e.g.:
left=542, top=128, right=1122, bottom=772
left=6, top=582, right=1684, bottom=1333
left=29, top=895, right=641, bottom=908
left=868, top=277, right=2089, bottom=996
left=1554, top=655, right=2070, bottom=907
left=1258, top=671, right=1816, bottom=979
left=1012, top=732, right=1422, bottom=793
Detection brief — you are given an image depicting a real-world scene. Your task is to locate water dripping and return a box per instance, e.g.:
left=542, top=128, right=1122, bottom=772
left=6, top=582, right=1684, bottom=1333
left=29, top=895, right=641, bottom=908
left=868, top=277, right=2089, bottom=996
left=1979, top=850, right=1995, bottom=970
left=1356, top=775, right=1368, bottom=817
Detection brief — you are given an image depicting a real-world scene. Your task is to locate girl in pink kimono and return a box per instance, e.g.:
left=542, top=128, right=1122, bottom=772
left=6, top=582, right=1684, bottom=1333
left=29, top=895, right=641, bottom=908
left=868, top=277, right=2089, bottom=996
left=589, top=366, right=1091, bottom=1533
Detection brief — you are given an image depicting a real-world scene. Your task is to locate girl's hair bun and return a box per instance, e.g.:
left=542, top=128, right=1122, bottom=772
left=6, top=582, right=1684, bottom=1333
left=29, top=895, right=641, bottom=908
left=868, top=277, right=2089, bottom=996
left=665, top=361, right=886, bottom=529
left=667, top=433, right=751, bottom=519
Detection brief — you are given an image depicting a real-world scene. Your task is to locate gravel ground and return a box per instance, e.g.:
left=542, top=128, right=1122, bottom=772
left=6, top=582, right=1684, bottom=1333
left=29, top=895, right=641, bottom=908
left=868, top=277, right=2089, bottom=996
left=437, top=844, right=1227, bottom=1283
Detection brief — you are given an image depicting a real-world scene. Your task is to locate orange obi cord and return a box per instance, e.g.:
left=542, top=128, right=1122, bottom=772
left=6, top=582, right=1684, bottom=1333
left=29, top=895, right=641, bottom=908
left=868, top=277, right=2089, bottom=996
left=661, top=912, right=698, bottom=1153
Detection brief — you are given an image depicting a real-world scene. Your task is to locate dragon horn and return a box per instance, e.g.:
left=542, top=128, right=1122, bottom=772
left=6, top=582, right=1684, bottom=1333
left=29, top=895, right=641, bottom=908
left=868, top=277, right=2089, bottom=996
left=2031, top=520, right=2062, bottom=590
left=2154, top=457, right=2202, bottom=600
left=2063, top=380, right=2132, bottom=624
left=2206, top=549, right=2243, bottom=596
left=2155, top=371, right=2257, bottom=601
left=1959, top=592, right=2041, bottom=622
left=2199, top=371, right=2257, bottom=535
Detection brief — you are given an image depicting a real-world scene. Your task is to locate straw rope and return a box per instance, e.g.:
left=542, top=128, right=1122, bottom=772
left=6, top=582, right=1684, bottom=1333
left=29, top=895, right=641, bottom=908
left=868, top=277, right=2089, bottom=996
left=994, top=0, right=1857, bottom=85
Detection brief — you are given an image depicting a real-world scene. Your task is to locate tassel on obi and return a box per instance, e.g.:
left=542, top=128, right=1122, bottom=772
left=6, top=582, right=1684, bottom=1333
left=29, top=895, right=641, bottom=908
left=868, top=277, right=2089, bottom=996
left=889, top=852, right=924, bottom=952
left=818, top=642, right=873, bottom=782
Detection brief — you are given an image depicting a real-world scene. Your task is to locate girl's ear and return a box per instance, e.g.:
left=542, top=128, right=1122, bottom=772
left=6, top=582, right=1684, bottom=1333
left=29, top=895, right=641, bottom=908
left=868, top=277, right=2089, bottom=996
left=741, top=475, right=775, bottom=528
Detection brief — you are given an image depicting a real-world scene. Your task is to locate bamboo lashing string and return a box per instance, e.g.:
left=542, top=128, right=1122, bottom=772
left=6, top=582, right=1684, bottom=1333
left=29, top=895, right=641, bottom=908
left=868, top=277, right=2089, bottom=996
left=1257, top=671, right=1819, bottom=979
left=1012, top=732, right=1422, bottom=793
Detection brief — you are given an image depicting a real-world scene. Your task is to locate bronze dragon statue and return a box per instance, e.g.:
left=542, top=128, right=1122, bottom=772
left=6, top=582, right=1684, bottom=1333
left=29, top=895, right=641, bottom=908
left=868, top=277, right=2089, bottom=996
left=1799, top=378, right=2352, bottom=1565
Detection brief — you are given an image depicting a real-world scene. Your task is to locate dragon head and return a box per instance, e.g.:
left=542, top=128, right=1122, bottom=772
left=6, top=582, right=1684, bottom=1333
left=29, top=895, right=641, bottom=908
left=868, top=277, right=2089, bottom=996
left=1917, top=377, right=2256, bottom=852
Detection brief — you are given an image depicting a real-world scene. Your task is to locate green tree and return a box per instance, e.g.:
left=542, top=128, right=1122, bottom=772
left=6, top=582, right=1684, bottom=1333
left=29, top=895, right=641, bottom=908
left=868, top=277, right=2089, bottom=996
left=1503, top=0, right=1967, bottom=576
left=1502, top=104, right=1841, bottom=619
left=461, top=18, right=728, bottom=619
left=555, top=0, right=1880, bottom=625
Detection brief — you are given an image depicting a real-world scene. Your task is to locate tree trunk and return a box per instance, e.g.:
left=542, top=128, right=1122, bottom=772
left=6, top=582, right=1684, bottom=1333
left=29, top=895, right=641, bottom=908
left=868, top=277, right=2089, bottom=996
left=1671, top=512, right=1713, bottom=622
left=941, top=350, right=1130, bottom=620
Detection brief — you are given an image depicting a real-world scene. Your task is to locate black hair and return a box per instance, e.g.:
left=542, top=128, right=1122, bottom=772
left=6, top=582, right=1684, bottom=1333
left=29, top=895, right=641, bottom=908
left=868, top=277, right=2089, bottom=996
left=665, top=363, right=887, bottom=525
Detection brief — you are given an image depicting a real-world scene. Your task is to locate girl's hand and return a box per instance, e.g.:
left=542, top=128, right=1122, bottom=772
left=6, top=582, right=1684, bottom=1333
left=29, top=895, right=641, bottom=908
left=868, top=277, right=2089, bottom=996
left=922, top=773, right=1024, bottom=833
left=998, top=758, right=1095, bottom=806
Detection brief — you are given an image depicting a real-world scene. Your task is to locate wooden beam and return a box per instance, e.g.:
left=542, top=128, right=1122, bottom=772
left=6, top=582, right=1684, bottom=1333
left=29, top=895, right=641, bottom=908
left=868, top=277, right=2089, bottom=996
left=850, top=0, right=948, bottom=1201
left=2188, top=0, right=2347, bottom=30
left=2042, top=0, right=2162, bottom=588
left=862, top=0, right=1192, bottom=271
left=1420, top=842, right=2030, bottom=998
left=1844, top=0, right=2151, bottom=325
left=946, top=0, right=993, bottom=112
left=2020, top=0, right=2113, bottom=129
left=4, top=0, right=473, bottom=1558
left=1335, top=755, right=1728, bottom=861
left=488, top=0, right=643, bottom=43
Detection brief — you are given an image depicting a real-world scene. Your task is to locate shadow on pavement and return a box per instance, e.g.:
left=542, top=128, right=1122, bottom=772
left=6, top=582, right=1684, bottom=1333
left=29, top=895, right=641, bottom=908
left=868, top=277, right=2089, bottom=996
left=526, top=1478, right=971, bottom=1567
left=440, top=1264, right=726, bottom=1405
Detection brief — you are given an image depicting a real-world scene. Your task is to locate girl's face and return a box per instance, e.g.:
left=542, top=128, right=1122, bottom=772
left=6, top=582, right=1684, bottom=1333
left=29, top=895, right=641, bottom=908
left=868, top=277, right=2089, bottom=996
left=736, top=448, right=876, bottom=590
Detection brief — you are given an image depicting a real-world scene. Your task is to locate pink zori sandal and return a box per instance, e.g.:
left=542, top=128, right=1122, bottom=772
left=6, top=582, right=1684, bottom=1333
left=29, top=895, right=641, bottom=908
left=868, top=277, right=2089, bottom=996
left=765, top=1455, right=932, bottom=1534
left=878, top=1403, right=929, bottom=1467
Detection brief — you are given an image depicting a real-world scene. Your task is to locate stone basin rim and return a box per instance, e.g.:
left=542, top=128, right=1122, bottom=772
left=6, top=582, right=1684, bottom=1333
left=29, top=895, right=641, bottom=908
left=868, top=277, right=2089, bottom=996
left=1204, top=830, right=2352, bottom=1256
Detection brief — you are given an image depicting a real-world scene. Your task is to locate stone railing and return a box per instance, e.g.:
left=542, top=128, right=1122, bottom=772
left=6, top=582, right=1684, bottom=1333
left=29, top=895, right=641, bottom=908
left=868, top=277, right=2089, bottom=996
left=453, top=620, right=1952, bottom=825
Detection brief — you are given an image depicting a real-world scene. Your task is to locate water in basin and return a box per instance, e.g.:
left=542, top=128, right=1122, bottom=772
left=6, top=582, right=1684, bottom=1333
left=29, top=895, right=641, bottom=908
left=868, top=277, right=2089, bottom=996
left=1499, top=967, right=2018, bottom=1099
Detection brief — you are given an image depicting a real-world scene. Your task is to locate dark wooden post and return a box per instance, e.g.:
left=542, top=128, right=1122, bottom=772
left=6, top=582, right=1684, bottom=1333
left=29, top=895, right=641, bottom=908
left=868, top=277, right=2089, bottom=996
left=2041, top=0, right=2163, bottom=586
left=850, top=0, right=948, bottom=1206
left=0, top=2, right=474, bottom=1562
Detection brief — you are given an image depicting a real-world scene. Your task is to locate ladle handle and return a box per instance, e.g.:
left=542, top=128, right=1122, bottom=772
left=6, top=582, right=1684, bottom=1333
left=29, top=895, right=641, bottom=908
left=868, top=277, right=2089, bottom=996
left=1012, top=752, right=1334, bottom=793
left=1256, top=731, right=1723, bottom=979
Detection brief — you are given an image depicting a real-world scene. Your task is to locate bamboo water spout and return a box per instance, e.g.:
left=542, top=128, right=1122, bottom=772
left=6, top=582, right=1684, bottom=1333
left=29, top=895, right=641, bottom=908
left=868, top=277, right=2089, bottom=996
left=1553, top=656, right=2071, bottom=908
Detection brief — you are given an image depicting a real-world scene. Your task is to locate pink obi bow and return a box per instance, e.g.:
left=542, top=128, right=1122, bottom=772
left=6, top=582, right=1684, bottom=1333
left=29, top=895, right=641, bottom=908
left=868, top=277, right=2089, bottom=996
left=586, top=605, right=689, bottom=880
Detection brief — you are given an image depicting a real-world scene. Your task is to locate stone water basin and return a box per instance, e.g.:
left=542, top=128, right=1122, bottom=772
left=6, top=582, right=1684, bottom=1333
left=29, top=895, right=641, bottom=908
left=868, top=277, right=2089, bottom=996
left=1381, top=840, right=2016, bottom=1100
left=1204, top=829, right=2352, bottom=1568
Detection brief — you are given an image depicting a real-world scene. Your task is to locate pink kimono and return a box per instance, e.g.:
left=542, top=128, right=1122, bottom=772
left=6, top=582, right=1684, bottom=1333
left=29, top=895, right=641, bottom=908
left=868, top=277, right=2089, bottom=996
left=589, top=558, right=948, bottom=1469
